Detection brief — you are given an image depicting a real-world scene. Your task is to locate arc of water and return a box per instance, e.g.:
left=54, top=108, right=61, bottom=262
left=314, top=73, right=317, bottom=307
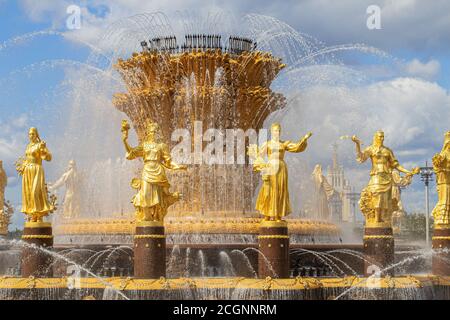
left=334, top=251, right=434, bottom=300
left=3, top=239, right=129, bottom=300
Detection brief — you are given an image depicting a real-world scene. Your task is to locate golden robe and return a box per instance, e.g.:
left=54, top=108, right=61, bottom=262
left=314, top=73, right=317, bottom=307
left=432, top=150, right=450, bottom=226
left=127, top=142, right=179, bottom=220
left=256, top=139, right=308, bottom=219
left=21, top=143, right=54, bottom=220
left=0, top=165, right=6, bottom=211
left=357, top=145, right=399, bottom=225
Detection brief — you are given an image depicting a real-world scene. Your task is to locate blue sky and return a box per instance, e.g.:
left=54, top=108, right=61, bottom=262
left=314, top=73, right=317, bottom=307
left=0, top=0, right=449, bottom=229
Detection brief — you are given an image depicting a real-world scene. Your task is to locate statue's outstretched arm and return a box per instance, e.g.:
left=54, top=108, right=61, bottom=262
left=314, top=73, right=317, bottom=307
left=392, top=151, right=419, bottom=175
left=285, top=132, right=312, bottom=153
left=50, top=173, right=67, bottom=191
left=352, top=136, right=368, bottom=163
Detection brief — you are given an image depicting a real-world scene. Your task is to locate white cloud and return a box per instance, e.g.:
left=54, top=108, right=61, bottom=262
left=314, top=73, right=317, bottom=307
left=404, top=59, right=441, bottom=80
left=16, top=0, right=450, bottom=54
left=277, top=76, right=450, bottom=204
left=0, top=113, right=29, bottom=173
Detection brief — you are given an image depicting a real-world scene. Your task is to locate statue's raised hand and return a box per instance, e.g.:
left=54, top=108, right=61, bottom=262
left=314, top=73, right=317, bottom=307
left=121, top=120, right=130, bottom=141
left=39, top=141, right=47, bottom=150
left=351, top=135, right=361, bottom=145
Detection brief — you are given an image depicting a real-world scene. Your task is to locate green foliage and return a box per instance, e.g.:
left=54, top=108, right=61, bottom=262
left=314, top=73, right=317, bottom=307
left=400, top=213, right=433, bottom=240
left=7, top=228, right=22, bottom=240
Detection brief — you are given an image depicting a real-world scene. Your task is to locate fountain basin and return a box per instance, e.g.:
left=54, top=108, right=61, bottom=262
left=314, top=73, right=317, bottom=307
left=53, top=217, right=341, bottom=245
left=0, top=276, right=447, bottom=300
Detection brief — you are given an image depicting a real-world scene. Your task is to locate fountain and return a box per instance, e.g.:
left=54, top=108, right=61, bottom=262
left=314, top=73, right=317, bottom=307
left=0, top=12, right=449, bottom=300
left=52, top=31, right=340, bottom=253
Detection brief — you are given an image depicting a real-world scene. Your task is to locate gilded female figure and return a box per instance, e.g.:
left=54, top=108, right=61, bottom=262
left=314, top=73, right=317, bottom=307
left=352, top=131, right=419, bottom=228
left=16, top=127, right=54, bottom=222
left=251, top=123, right=312, bottom=221
left=122, top=120, right=187, bottom=222
left=432, top=132, right=450, bottom=227
left=0, top=160, right=6, bottom=212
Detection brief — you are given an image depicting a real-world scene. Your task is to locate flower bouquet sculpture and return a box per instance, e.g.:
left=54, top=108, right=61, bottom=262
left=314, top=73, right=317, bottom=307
left=122, top=120, right=187, bottom=223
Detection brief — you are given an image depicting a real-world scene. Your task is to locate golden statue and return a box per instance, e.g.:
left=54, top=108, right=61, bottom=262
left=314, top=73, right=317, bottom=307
left=0, top=201, right=13, bottom=236
left=249, top=123, right=312, bottom=221
left=432, top=131, right=450, bottom=228
left=0, top=160, right=7, bottom=214
left=0, top=160, right=13, bottom=235
left=311, top=164, right=335, bottom=220
left=352, top=131, right=419, bottom=228
left=16, top=127, right=55, bottom=223
left=122, top=120, right=187, bottom=222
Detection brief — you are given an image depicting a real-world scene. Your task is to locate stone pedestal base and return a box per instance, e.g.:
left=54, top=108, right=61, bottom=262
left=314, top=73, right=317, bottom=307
left=258, top=220, right=289, bottom=278
left=134, top=221, right=166, bottom=279
left=363, top=227, right=394, bottom=277
left=21, top=222, right=53, bottom=278
left=432, top=228, right=450, bottom=276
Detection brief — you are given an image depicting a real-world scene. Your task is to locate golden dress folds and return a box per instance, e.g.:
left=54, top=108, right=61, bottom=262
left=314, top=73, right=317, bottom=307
left=432, top=150, right=450, bottom=226
left=127, top=142, right=179, bottom=220
left=256, top=139, right=308, bottom=219
left=21, top=143, right=54, bottom=220
left=357, top=145, right=399, bottom=215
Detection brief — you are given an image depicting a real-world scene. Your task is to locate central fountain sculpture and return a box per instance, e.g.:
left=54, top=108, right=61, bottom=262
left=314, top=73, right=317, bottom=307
left=113, top=35, right=286, bottom=218
left=351, top=131, right=419, bottom=276
left=112, top=35, right=296, bottom=279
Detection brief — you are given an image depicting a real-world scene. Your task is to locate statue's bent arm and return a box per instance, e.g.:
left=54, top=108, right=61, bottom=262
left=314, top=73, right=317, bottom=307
left=40, top=145, right=52, bottom=162
left=285, top=139, right=308, bottom=153
left=356, top=146, right=370, bottom=164
left=161, top=143, right=185, bottom=170
left=126, top=145, right=144, bottom=160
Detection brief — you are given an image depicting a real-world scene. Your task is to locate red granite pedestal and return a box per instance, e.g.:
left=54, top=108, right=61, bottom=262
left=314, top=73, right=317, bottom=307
left=258, top=220, right=289, bottom=278
left=363, top=227, right=394, bottom=277
left=134, top=221, right=166, bottom=279
left=432, top=227, right=450, bottom=276
left=21, top=222, right=53, bottom=277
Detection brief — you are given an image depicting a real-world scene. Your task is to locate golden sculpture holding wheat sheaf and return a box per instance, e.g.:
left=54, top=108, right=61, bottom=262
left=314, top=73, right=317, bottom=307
left=351, top=131, right=419, bottom=229
left=121, top=119, right=188, bottom=223
left=15, top=127, right=57, bottom=223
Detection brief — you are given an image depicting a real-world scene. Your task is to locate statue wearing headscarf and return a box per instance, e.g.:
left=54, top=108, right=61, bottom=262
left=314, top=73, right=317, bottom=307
left=0, top=160, right=7, bottom=213
left=16, top=127, right=54, bottom=222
